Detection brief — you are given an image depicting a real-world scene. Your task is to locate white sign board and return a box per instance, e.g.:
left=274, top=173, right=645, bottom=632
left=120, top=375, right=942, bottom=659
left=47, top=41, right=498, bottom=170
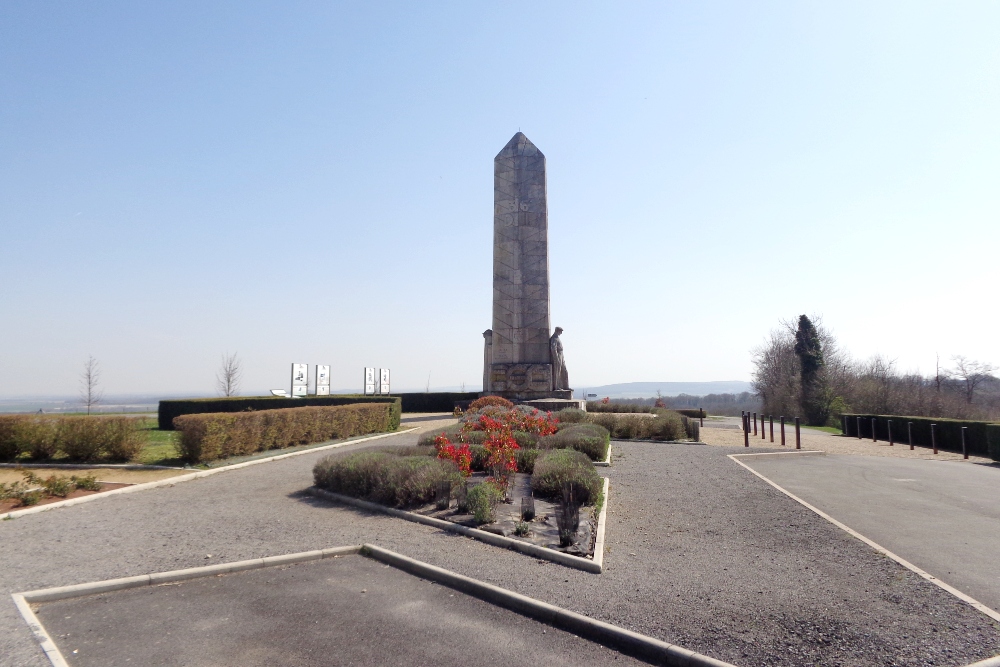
left=316, top=365, right=330, bottom=395
left=379, top=368, right=390, bottom=395
left=291, top=363, right=308, bottom=397
left=364, top=368, right=376, bottom=395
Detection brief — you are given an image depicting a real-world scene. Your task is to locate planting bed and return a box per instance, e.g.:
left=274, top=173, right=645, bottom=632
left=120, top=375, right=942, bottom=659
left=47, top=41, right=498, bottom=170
left=1, top=481, right=130, bottom=514
left=408, top=472, right=600, bottom=558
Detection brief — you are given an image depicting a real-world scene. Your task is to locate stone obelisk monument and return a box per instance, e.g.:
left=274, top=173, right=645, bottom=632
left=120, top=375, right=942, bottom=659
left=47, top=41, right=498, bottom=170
left=482, top=132, right=573, bottom=401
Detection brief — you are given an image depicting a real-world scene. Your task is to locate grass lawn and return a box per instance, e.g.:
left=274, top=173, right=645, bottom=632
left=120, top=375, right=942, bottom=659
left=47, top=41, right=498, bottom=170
left=137, top=421, right=184, bottom=466
left=801, top=424, right=843, bottom=435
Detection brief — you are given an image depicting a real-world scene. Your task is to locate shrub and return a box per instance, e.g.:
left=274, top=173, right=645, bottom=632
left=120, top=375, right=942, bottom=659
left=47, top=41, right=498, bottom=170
left=585, top=402, right=656, bottom=414
left=530, top=449, right=602, bottom=505
left=554, top=408, right=588, bottom=423
left=313, top=450, right=461, bottom=507
left=158, top=395, right=401, bottom=431
left=175, top=403, right=394, bottom=463
left=467, top=396, right=514, bottom=411
left=516, top=448, right=539, bottom=474
left=0, top=417, right=60, bottom=461
left=583, top=411, right=688, bottom=441
left=538, top=423, right=610, bottom=461
left=71, top=474, right=102, bottom=492
left=466, top=481, right=504, bottom=524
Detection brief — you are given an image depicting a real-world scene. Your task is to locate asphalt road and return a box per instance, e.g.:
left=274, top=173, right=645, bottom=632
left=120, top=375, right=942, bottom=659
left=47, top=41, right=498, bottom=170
left=36, top=555, right=643, bottom=667
left=741, top=454, right=1000, bottom=613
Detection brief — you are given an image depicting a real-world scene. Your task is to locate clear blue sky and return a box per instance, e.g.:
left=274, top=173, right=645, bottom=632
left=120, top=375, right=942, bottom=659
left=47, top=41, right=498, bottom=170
left=2, top=2, right=998, bottom=397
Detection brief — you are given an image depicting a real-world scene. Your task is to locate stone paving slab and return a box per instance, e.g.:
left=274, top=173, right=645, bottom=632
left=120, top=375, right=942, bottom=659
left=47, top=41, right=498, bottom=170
left=33, top=555, right=642, bottom=667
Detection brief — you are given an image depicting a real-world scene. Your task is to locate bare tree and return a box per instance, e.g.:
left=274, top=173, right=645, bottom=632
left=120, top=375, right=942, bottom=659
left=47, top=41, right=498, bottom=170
left=949, top=356, right=997, bottom=404
left=80, top=355, right=103, bottom=415
left=216, top=352, right=243, bottom=397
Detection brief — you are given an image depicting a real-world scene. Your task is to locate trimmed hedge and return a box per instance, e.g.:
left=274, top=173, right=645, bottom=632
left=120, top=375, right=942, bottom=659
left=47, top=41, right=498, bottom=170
left=0, top=415, right=146, bottom=463
left=417, top=426, right=538, bottom=449
left=159, top=395, right=401, bottom=431
left=586, top=411, right=689, bottom=441
left=987, top=425, right=1000, bottom=462
left=398, top=392, right=481, bottom=413
left=842, top=414, right=998, bottom=456
left=313, top=450, right=461, bottom=507
left=174, top=403, right=394, bottom=463
left=530, top=449, right=603, bottom=504
left=538, top=423, right=610, bottom=461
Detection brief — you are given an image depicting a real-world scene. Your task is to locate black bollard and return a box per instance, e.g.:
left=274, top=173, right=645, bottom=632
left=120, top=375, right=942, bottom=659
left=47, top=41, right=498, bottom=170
left=908, top=422, right=914, bottom=451
left=795, top=417, right=801, bottom=449
left=931, top=424, right=937, bottom=455
left=856, top=416, right=862, bottom=440
left=872, top=417, right=877, bottom=443
left=769, top=415, right=774, bottom=443
left=961, top=427, right=968, bottom=460
left=753, top=412, right=758, bottom=436
left=887, top=420, right=893, bottom=447
left=780, top=416, right=786, bottom=446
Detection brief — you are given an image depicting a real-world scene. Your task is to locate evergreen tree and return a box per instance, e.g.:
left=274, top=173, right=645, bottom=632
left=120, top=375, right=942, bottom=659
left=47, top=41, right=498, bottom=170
left=794, top=315, right=830, bottom=425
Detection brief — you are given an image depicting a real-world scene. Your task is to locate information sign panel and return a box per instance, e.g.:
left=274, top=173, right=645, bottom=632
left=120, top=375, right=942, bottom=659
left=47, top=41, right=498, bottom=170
left=316, top=365, right=330, bottom=396
left=379, top=368, right=390, bottom=395
left=291, top=363, right=308, bottom=397
left=364, top=368, right=376, bottom=395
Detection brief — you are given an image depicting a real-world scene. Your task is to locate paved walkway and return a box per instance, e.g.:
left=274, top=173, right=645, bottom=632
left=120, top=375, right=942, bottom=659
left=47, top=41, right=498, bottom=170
left=701, top=416, right=993, bottom=463
left=739, top=452, right=1000, bottom=614
left=3, top=428, right=1000, bottom=666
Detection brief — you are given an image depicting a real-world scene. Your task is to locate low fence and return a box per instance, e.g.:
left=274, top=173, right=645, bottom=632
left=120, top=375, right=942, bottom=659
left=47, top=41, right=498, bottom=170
left=841, top=414, right=998, bottom=458
left=740, top=411, right=801, bottom=448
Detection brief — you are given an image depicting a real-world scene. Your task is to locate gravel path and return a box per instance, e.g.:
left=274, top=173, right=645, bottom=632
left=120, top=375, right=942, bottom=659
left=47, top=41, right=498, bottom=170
left=3, top=429, right=999, bottom=667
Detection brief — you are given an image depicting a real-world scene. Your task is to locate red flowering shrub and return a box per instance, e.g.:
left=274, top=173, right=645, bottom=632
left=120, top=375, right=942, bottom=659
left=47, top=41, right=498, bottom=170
left=433, top=433, right=472, bottom=477
left=468, top=396, right=514, bottom=411
left=483, top=431, right=519, bottom=488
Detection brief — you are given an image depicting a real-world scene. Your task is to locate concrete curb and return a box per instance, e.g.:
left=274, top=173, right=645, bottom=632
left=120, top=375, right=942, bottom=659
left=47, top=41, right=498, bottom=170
left=728, top=453, right=1000, bottom=625
left=308, top=483, right=608, bottom=573
left=729, top=450, right=826, bottom=460
left=593, top=477, right=610, bottom=563
left=594, top=446, right=612, bottom=467
left=3, top=429, right=415, bottom=520
left=16, top=546, right=362, bottom=604
left=0, top=462, right=186, bottom=471
left=11, top=594, right=68, bottom=667
left=361, top=544, right=736, bottom=667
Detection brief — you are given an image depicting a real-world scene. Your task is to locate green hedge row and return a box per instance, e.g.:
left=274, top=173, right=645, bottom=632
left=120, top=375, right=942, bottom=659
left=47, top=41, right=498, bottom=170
left=842, top=414, right=998, bottom=456
left=0, top=415, right=146, bottom=462
left=173, top=403, right=394, bottom=463
left=159, top=395, right=401, bottom=431
left=398, top=392, right=480, bottom=413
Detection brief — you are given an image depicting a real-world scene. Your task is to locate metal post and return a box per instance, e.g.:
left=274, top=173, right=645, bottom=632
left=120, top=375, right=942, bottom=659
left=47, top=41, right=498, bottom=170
left=908, top=422, right=913, bottom=450
left=856, top=416, right=862, bottom=439
left=753, top=412, right=758, bottom=436
left=769, top=415, right=774, bottom=443
left=872, top=417, right=877, bottom=443
left=761, top=413, right=766, bottom=440
left=931, top=424, right=937, bottom=455
left=795, top=417, right=801, bottom=449
left=744, top=414, right=749, bottom=447
left=780, top=416, right=785, bottom=446
left=961, top=427, right=968, bottom=460
left=887, top=420, right=893, bottom=446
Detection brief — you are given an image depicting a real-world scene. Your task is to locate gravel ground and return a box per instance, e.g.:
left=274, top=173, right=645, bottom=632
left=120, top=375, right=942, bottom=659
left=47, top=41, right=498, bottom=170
left=3, top=428, right=999, bottom=667
left=701, top=417, right=993, bottom=463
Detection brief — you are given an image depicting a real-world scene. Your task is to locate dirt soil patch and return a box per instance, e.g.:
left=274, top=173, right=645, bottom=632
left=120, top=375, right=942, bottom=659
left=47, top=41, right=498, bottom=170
left=409, top=472, right=599, bottom=559
left=1, top=482, right=131, bottom=513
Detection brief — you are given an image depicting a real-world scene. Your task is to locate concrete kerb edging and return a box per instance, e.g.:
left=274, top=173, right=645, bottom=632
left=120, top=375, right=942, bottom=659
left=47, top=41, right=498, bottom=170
left=3, top=429, right=416, bottom=520
left=0, top=462, right=185, bottom=471
left=12, top=546, right=363, bottom=667
left=308, top=480, right=609, bottom=574
left=360, top=544, right=736, bottom=667
left=15, top=543, right=732, bottom=667
left=730, top=450, right=826, bottom=460
left=727, top=453, right=1000, bottom=627
left=594, top=446, right=612, bottom=467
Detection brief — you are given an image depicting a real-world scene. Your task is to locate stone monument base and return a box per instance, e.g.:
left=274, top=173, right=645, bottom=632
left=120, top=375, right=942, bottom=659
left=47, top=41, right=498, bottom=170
left=480, top=389, right=575, bottom=402
left=521, top=397, right=586, bottom=412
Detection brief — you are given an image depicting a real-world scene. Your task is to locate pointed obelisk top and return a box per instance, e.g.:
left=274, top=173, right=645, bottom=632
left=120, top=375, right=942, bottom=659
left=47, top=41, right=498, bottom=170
left=495, top=132, right=544, bottom=160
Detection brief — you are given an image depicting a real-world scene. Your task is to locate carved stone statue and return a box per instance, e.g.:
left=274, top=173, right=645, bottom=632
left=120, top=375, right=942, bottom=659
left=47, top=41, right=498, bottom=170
left=549, top=327, right=569, bottom=390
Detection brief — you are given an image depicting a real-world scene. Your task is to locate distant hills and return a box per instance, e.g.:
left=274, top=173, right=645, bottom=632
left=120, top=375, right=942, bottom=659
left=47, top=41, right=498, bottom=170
left=574, top=381, right=753, bottom=399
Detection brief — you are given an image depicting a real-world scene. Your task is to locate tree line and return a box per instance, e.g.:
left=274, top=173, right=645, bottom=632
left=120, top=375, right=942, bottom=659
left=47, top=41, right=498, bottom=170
left=751, top=315, right=999, bottom=426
